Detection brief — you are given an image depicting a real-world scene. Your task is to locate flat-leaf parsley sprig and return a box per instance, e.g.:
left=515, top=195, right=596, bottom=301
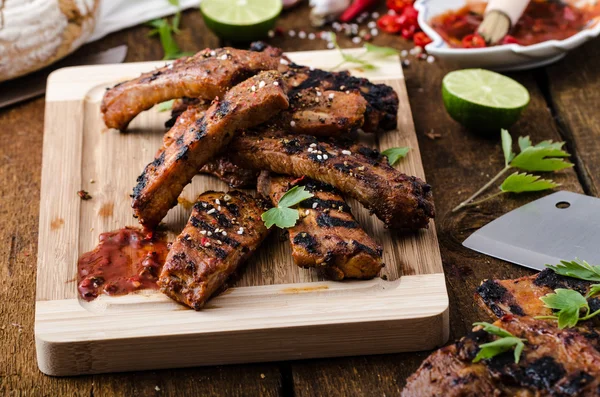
left=382, top=147, right=410, bottom=165
left=472, top=322, right=526, bottom=364
left=147, top=0, right=194, bottom=60
left=329, top=35, right=399, bottom=71
left=452, top=129, right=573, bottom=212
left=261, top=186, right=314, bottom=229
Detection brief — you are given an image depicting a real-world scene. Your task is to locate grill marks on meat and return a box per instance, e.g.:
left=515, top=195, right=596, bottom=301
left=230, top=134, right=434, bottom=230
left=132, top=71, right=289, bottom=228
left=476, top=269, right=599, bottom=320
left=258, top=172, right=383, bottom=280
left=101, top=47, right=282, bottom=131
left=200, top=156, right=260, bottom=188
left=281, top=63, right=399, bottom=132
left=402, top=316, right=600, bottom=397
left=158, top=191, right=269, bottom=310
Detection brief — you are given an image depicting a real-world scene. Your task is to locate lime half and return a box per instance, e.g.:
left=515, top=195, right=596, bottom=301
left=442, top=69, right=530, bottom=134
left=200, top=0, right=282, bottom=42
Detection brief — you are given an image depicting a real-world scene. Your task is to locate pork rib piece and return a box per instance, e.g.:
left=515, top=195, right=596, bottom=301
left=132, top=71, right=288, bottom=228
left=230, top=134, right=434, bottom=230
left=101, top=46, right=282, bottom=131
left=403, top=316, right=600, bottom=397
left=258, top=172, right=383, bottom=280
left=158, top=191, right=269, bottom=310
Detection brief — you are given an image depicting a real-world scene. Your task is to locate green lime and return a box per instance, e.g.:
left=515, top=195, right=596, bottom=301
left=200, top=0, right=282, bottom=42
left=442, top=69, right=530, bottom=134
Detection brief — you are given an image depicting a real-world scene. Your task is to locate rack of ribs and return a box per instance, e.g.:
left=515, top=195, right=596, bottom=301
left=131, top=71, right=289, bottom=228
left=258, top=172, right=383, bottom=280
left=230, top=134, right=434, bottom=230
left=158, top=191, right=269, bottom=310
left=402, top=315, right=600, bottom=397
left=101, top=46, right=282, bottom=131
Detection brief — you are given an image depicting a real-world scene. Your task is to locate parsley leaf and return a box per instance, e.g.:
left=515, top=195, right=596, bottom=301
left=500, top=172, right=560, bottom=193
left=472, top=322, right=526, bottom=364
left=501, top=129, right=515, bottom=167
left=452, top=131, right=571, bottom=212
left=546, top=259, right=600, bottom=282
left=329, top=35, right=398, bottom=71
left=539, top=289, right=588, bottom=328
left=156, top=99, right=175, bottom=112
left=587, top=284, right=600, bottom=298
left=382, top=147, right=410, bottom=165
left=363, top=43, right=399, bottom=57
left=510, top=143, right=573, bottom=172
left=261, top=186, right=314, bottom=229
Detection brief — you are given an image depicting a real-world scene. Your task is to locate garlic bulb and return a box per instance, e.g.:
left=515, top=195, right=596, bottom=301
left=0, top=0, right=99, bottom=82
left=309, top=0, right=352, bottom=27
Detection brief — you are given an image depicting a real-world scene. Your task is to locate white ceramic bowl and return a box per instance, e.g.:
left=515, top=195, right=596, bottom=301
left=414, top=0, right=600, bottom=71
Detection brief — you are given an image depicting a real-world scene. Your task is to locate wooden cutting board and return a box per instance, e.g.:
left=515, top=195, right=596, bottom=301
left=35, top=49, right=448, bottom=376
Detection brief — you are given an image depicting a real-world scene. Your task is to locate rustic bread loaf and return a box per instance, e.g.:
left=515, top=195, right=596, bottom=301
left=0, top=0, right=99, bottom=82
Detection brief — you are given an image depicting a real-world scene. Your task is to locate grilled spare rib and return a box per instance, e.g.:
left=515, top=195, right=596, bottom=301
left=132, top=71, right=288, bottom=228
left=403, top=316, right=600, bottom=397
left=158, top=191, right=269, bottom=310
left=476, top=269, right=600, bottom=320
left=230, top=134, right=434, bottom=230
left=101, top=46, right=282, bottom=131
left=258, top=172, right=383, bottom=280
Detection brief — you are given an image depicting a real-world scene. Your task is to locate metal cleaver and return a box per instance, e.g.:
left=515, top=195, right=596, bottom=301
left=463, top=191, right=600, bottom=271
left=0, top=45, right=128, bottom=109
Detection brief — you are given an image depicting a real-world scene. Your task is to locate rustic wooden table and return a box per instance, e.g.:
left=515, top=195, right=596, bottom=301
left=2, top=5, right=599, bottom=396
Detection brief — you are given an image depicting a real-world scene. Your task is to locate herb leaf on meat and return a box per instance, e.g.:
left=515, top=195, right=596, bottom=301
left=472, top=322, right=526, bottom=364
left=546, top=259, right=600, bottom=282
left=262, top=186, right=314, bottom=229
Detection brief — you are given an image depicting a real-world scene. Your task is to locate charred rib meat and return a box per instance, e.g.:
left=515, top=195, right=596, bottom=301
left=258, top=172, right=383, bottom=280
left=158, top=191, right=269, bottom=310
left=402, top=316, right=600, bottom=397
left=132, top=71, right=288, bottom=228
left=230, top=134, right=434, bottom=229
left=101, top=46, right=282, bottom=131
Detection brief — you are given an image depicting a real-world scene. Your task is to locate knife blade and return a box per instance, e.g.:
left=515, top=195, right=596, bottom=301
left=463, top=191, right=600, bottom=271
left=0, top=45, right=128, bottom=109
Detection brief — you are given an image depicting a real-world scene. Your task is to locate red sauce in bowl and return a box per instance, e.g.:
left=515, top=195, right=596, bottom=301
left=430, top=0, right=600, bottom=48
left=77, top=228, right=169, bottom=301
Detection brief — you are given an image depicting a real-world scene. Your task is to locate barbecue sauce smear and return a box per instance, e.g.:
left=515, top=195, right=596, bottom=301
left=78, top=228, right=169, bottom=301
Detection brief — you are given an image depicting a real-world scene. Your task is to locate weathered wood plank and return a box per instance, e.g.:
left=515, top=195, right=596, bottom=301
left=0, top=10, right=283, bottom=397
left=546, top=40, right=600, bottom=196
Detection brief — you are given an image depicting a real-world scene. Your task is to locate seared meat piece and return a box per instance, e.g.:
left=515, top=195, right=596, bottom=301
left=132, top=71, right=288, bottom=228
left=280, top=63, right=399, bottom=132
left=165, top=98, right=209, bottom=129
left=200, top=156, right=260, bottom=188
left=258, top=172, right=383, bottom=280
left=229, top=134, right=434, bottom=230
left=101, top=46, right=282, bottom=131
left=158, top=191, right=269, bottom=310
left=162, top=102, right=209, bottom=148
left=476, top=269, right=598, bottom=320
left=403, top=316, right=600, bottom=397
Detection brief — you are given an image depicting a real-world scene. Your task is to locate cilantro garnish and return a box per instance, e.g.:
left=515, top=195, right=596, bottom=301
left=453, top=129, right=572, bottom=211
left=546, top=259, right=600, bottom=282
left=382, top=147, right=410, bottom=166
left=147, top=0, right=193, bottom=60
left=329, top=34, right=399, bottom=71
left=261, top=186, right=314, bottom=229
left=536, top=288, right=600, bottom=329
left=472, top=322, right=526, bottom=364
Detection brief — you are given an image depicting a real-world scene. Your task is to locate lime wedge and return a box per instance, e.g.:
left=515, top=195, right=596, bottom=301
left=200, top=0, right=282, bottom=42
left=442, top=69, right=530, bottom=134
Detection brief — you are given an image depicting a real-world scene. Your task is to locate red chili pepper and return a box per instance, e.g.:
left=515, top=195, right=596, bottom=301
left=339, top=0, right=379, bottom=22
left=461, top=34, right=486, bottom=48
left=385, top=0, right=413, bottom=13
left=413, top=32, right=432, bottom=47
left=377, top=15, right=402, bottom=34
left=501, top=35, right=519, bottom=45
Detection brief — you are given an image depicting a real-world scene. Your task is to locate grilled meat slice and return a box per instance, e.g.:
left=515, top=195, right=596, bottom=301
left=101, top=46, right=282, bottom=131
left=132, top=71, right=288, bottom=228
left=158, top=191, right=269, bottom=310
left=200, top=156, right=260, bottom=188
left=258, top=172, right=383, bottom=280
left=476, top=269, right=598, bottom=320
left=403, top=316, right=600, bottom=397
left=281, top=63, right=399, bottom=132
left=229, top=134, right=434, bottom=229
left=162, top=102, right=209, bottom=148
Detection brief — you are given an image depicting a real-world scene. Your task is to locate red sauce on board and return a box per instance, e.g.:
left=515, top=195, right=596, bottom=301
left=431, top=1, right=600, bottom=48
left=77, top=227, right=169, bottom=301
